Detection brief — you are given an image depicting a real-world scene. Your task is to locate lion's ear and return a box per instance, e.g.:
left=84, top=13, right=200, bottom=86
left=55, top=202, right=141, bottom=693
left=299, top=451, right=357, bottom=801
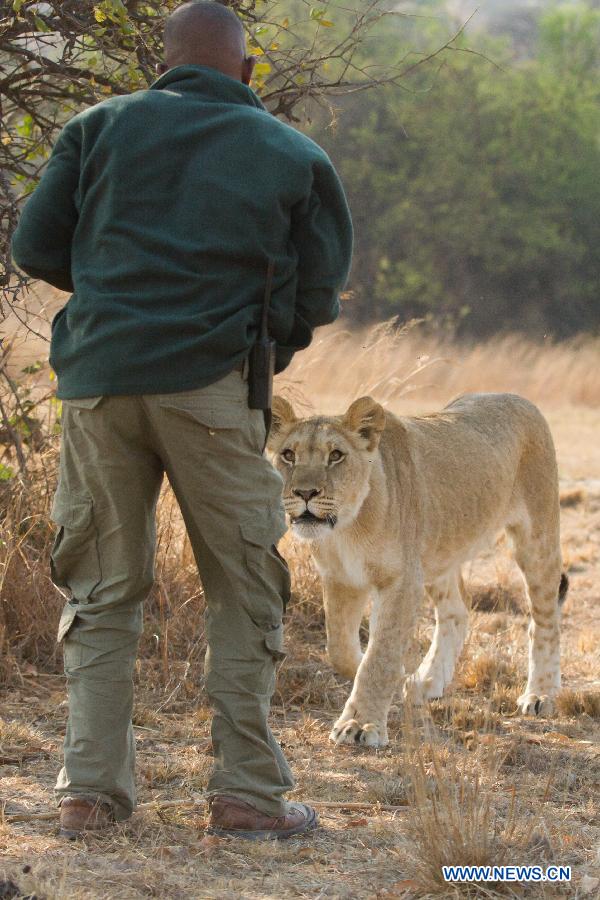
left=268, top=396, right=298, bottom=449
left=342, top=396, right=386, bottom=451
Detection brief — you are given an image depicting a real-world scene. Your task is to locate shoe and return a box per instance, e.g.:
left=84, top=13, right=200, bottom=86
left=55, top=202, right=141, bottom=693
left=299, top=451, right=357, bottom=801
left=59, top=796, right=114, bottom=839
left=206, top=794, right=318, bottom=841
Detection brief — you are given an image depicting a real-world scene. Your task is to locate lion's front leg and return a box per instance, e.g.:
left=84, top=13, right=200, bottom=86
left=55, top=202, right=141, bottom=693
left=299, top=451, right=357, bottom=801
left=330, top=572, right=423, bottom=748
left=403, top=572, right=469, bottom=704
left=323, top=578, right=369, bottom=680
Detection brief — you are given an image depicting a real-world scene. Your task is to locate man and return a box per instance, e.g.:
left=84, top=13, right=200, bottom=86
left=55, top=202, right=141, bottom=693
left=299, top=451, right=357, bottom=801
left=11, top=1, right=352, bottom=840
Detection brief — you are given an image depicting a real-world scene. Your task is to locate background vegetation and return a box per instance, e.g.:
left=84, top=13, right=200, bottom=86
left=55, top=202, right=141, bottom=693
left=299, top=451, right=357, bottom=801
left=311, top=0, right=600, bottom=337
left=4, top=1, right=600, bottom=340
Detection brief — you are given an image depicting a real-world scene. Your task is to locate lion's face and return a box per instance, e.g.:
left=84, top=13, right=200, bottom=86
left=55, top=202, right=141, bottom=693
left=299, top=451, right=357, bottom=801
left=267, top=396, right=386, bottom=541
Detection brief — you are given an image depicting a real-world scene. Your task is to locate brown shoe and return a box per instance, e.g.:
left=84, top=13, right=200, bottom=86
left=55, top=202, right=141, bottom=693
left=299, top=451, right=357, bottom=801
left=59, top=796, right=114, bottom=839
left=207, top=795, right=318, bottom=841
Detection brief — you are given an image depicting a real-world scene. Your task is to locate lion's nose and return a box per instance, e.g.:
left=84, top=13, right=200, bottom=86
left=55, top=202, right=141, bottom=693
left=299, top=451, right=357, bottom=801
left=294, top=488, right=321, bottom=503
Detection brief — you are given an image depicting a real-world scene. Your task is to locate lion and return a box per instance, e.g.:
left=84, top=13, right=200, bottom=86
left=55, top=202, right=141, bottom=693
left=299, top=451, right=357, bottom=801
left=268, top=392, right=568, bottom=748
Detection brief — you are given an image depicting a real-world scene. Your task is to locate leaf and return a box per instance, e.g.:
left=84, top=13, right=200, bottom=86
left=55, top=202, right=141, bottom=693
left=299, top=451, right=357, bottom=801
left=34, top=15, right=52, bottom=33
left=344, top=817, right=369, bottom=828
left=12, top=0, right=24, bottom=13
left=320, top=20, right=334, bottom=27
left=254, top=62, right=272, bottom=77
left=248, top=46, right=264, bottom=56
left=310, top=7, right=325, bottom=21
left=94, top=6, right=107, bottom=23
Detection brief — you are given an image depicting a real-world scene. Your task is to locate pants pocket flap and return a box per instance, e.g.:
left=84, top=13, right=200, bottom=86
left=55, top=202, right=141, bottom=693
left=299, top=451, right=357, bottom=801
left=65, top=397, right=103, bottom=409
left=158, top=398, right=245, bottom=430
left=240, top=506, right=287, bottom=548
left=51, top=494, right=93, bottom=530
left=264, top=624, right=286, bottom=661
left=57, top=602, right=78, bottom=642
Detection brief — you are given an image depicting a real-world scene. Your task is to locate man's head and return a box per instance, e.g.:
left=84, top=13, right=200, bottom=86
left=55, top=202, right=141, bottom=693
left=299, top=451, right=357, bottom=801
left=160, top=1, right=255, bottom=84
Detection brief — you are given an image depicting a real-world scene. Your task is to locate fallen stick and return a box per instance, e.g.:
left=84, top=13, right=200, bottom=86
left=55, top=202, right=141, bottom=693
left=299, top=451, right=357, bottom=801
left=4, top=797, right=408, bottom=824
left=3, top=810, right=58, bottom=823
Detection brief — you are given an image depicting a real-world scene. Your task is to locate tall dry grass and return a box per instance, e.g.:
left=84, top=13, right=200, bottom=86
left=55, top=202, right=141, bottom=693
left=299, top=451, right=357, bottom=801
left=1, top=320, right=598, bottom=681
left=1, top=322, right=596, bottom=898
left=401, top=732, right=552, bottom=895
left=278, top=320, right=600, bottom=413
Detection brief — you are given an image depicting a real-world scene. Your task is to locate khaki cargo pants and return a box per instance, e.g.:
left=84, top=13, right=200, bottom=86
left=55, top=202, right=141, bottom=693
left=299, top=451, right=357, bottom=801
left=51, top=369, right=293, bottom=821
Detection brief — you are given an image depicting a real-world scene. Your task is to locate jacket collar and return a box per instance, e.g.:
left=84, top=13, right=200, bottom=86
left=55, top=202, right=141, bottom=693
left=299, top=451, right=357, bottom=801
left=150, top=65, right=266, bottom=111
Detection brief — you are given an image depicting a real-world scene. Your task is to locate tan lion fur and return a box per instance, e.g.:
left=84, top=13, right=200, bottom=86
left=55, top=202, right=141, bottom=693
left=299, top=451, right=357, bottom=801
left=268, top=393, right=566, bottom=748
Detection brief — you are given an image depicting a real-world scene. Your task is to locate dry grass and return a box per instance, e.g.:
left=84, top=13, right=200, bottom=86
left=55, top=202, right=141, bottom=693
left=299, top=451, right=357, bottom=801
left=401, top=730, right=542, bottom=896
left=278, top=321, right=600, bottom=413
left=1, top=322, right=599, bottom=897
left=555, top=690, right=600, bottom=720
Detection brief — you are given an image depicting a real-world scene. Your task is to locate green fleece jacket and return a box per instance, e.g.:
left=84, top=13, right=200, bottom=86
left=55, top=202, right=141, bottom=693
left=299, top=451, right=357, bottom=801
left=11, top=65, right=353, bottom=399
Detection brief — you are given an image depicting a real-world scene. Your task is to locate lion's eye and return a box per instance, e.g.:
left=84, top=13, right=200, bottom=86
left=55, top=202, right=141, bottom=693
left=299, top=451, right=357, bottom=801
left=281, top=449, right=295, bottom=464
left=329, top=449, right=345, bottom=464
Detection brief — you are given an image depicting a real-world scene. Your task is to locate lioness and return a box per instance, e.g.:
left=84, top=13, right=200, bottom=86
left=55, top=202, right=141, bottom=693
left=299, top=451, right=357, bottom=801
left=268, top=393, right=567, bottom=748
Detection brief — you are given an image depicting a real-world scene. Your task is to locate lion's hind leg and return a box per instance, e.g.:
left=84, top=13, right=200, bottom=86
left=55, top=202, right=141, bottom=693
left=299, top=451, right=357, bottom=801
left=510, top=523, right=563, bottom=716
left=403, top=572, right=469, bottom=705
left=505, top=414, right=564, bottom=716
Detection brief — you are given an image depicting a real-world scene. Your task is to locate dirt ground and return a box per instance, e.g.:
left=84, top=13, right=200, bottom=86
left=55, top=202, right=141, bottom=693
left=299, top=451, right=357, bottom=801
left=1, top=320, right=599, bottom=899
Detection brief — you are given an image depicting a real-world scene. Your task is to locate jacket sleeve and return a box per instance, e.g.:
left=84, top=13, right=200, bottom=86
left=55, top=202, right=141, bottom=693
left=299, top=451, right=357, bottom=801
left=287, top=151, right=353, bottom=336
left=11, top=119, right=81, bottom=292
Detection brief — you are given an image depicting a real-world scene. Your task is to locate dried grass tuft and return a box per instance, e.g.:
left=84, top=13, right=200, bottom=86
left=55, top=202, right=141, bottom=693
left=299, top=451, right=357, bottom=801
left=556, top=689, right=600, bottom=719
left=458, top=654, right=519, bottom=694
left=401, top=717, right=542, bottom=896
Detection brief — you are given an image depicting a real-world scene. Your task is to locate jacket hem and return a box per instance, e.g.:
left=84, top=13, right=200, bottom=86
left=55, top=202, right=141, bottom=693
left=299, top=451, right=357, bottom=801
left=55, top=365, right=247, bottom=400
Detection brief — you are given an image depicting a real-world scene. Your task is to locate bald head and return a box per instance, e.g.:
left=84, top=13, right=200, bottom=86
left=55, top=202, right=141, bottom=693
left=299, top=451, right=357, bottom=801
left=162, top=1, right=253, bottom=83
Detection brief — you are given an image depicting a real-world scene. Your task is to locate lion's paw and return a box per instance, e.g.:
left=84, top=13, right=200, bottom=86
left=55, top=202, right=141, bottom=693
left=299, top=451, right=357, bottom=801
left=516, top=692, right=555, bottom=716
left=403, top=673, right=444, bottom=706
left=329, top=718, right=388, bottom=748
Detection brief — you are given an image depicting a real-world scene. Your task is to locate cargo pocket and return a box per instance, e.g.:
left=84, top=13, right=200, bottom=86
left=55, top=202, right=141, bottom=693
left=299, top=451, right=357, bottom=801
left=158, top=394, right=252, bottom=454
left=56, top=600, right=78, bottom=643
left=264, top=622, right=286, bottom=662
left=159, top=401, right=245, bottom=431
left=240, top=506, right=291, bottom=621
left=50, top=492, right=102, bottom=606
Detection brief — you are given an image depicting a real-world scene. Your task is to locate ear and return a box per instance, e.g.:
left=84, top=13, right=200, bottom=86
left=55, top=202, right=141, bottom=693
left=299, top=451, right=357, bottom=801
left=342, top=396, right=386, bottom=451
left=268, top=396, right=297, bottom=450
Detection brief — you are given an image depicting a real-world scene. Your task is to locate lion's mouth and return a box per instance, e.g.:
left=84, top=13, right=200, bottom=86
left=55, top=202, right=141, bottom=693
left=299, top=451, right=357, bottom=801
left=291, top=510, right=337, bottom=528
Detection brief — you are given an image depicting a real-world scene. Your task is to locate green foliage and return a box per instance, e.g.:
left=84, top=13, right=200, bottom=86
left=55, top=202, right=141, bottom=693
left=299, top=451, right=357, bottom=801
left=315, top=4, right=600, bottom=338
left=539, top=3, right=600, bottom=80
